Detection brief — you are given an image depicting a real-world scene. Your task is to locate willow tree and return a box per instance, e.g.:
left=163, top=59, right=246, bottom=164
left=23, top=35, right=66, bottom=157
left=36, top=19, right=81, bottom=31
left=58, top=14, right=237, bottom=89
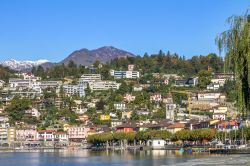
left=216, top=11, right=250, bottom=117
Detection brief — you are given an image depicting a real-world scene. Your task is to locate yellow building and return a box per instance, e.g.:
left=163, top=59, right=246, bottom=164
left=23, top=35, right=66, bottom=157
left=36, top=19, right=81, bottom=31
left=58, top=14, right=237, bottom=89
left=7, top=127, right=16, bottom=146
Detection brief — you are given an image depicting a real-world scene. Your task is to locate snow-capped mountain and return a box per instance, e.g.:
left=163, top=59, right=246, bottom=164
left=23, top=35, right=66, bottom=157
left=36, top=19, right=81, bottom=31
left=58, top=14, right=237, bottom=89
left=0, top=59, right=50, bottom=71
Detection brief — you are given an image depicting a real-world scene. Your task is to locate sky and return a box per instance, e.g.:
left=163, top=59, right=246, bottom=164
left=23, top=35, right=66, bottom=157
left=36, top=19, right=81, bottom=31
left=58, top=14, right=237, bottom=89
left=0, top=0, right=249, bottom=62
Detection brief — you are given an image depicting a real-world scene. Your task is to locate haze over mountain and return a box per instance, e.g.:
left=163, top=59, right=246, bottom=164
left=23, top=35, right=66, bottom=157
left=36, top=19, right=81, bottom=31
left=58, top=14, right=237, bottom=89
left=0, top=46, right=135, bottom=71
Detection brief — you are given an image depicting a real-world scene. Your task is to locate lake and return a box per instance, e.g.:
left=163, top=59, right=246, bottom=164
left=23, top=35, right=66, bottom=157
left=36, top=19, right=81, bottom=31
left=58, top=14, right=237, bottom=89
left=0, top=150, right=250, bottom=166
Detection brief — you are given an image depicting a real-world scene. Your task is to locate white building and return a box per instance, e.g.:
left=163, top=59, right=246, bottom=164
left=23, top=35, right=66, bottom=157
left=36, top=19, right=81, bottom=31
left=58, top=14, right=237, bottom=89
left=150, top=93, right=162, bottom=102
left=147, top=138, right=166, bottom=149
left=25, top=108, right=41, bottom=118
left=89, top=81, right=121, bottom=91
left=62, top=84, right=85, bottom=97
left=110, top=70, right=140, bottom=79
left=68, top=126, right=89, bottom=141
left=39, top=81, right=62, bottom=89
left=213, top=112, right=226, bottom=120
left=114, top=103, right=126, bottom=110
left=54, top=132, right=68, bottom=142
left=0, top=80, right=5, bottom=88
left=37, top=130, right=55, bottom=142
left=9, top=79, right=33, bottom=89
left=197, top=93, right=224, bottom=101
left=79, top=74, right=101, bottom=83
left=166, top=103, right=176, bottom=121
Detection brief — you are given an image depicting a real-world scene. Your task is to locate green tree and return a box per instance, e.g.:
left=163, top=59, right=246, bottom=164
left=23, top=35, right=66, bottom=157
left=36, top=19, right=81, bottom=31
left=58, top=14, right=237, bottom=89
left=216, top=12, right=250, bottom=116
left=198, top=70, right=212, bottom=89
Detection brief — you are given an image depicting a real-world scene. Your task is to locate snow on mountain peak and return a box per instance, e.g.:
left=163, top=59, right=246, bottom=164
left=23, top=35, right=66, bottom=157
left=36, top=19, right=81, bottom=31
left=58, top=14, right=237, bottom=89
left=0, top=59, right=50, bottom=71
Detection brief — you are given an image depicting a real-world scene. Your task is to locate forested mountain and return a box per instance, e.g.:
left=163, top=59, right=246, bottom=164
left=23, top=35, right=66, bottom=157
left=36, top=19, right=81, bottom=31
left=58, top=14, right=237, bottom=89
left=0, top=65, right=16, bottom=82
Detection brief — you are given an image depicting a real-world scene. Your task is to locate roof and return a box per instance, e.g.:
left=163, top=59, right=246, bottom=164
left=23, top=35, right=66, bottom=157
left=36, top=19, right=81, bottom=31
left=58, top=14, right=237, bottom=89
left=37, top=130, right=55, bottom=133
left=167, top=123, right=186, bottom=129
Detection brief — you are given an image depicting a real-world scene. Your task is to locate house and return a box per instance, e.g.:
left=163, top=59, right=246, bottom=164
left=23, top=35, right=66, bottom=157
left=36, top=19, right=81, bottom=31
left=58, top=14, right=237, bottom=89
left=128, top=64, right=135, bottom=71
left=114, top=103, right=126, bottom=110
left=54, top=132, right=68, bottom=142
left=68, top=126, right=90, bottom=142
left=133, top=85, right=143, bottom=92
left=0, top=80, right=5, bottom=88
left=215, top=120, right=238, bottom=131
left=25, top=108, right=40, bottom=118
left=116, top=123, right=137, bottom=133
left=77, top=115, right=89, bottom=122
left=211, top=78, right=226, bottom=86
left=197, top=93, right=224, bottom=101
left=207, top=83, right=220, bottom=91
left=124, top=93, right=136, bottom=102
left=37, top=130, right=55, bottom=142
left=150, top=93, right=162, bottom=102
left=111, top=119, right=123, bottom=128
left=16, top=128, right=37, bottom=141
left=121, top=111, right=132, bottom=119
left=167, top=123, right=185, bottom=133
left=147, top=138, right=166, bottom=149
left=166, top=104, right=176, bottom=121
left=175, top=77, right=198, bottom=87
left=214, top=73, right=234, bottom=80
left=213, top=112, right=226, bottom=120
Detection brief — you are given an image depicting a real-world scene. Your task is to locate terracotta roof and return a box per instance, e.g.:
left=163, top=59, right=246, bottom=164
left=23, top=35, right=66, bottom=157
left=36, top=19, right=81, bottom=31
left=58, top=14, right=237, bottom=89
left=37, top=130, right=55, bottom=133
left=167, top=123, right=186, bottom=129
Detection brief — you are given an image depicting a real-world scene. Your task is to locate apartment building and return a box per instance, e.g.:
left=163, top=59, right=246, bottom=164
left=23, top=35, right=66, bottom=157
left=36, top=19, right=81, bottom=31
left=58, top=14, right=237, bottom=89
left=79, top=74, right=101, bottom=83
left=62, top=84, right=85, bottom=97
left=88, top=81, right=121, bottom=91
left=68, top=126, right=90, bottom=142
left=110, top=70, right=140, bottom=79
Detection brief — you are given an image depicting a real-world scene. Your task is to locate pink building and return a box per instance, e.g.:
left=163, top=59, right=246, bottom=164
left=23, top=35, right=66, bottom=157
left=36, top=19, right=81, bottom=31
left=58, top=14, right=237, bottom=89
left=68, top=126, right=90, bottom=142
left=150, top=93, right=162, bottom=102
left=16, top=128, right=37, bottom=141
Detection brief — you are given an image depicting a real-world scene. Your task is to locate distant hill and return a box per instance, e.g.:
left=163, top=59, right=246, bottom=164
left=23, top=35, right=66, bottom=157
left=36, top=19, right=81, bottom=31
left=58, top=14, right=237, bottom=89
left=60, top=46, right=135, bottom=66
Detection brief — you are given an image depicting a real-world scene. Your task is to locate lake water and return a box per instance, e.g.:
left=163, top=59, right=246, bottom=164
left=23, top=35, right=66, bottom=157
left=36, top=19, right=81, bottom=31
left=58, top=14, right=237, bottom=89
left=0, top=150, right=250, bottom=166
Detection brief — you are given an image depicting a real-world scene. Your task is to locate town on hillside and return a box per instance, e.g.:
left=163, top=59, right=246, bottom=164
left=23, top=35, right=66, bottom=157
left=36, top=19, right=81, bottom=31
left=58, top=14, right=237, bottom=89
left=0, top=54, right=247, bottom=150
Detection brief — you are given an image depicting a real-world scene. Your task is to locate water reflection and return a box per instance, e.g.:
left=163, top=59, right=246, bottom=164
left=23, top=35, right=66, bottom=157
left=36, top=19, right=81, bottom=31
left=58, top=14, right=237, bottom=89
left=0, top=149, right=247, bottom=166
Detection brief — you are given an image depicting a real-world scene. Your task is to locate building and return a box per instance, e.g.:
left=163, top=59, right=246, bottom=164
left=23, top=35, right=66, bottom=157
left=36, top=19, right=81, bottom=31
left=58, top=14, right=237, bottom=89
left=37, top=130, right=55, bottom=142
left=62, top=84, right=85, bottom=97
left=111, top=120, right=123, bottom=128
left=88, top=81, right=121, bottom=91
left=110, top=70, right=140, bottom=79
left=207, top=83, right=220, bottom=90
left=25, top=108, right=41, bottom=118
left=197, top=93, right=224, bottom=101
left=68, top=126, right=90, bottom=142
left=54, top=132, right=68, bottom=142
left=121, top=111, right=132, bottom=119
left=79, top=74, right=101, bottom=83
left=114, top=103, right=126, bottom=110
left=150, top=93, right=162, bottom=102
left=175, top=77, right=198, bottom=87
left=0, top=80, right=5, bottom=88
left=39, top=81, right=62, bottom=89
left=213, top=112, right=226, bottom=120
left=128, top=64, right=135, bottom=71
left=7, top=127, right=16, bottom=146
left=9, top=78, right=33, bottom=90
left=123, top=93, right=136, bottom=102
left=166, top=104, right=176, bottom=121
left=167, top=123, right=185, bottom=133
left=0, top=127, right=8, bottom=145
left=147, top=138, right=166, bottom=149
left=16, top=128, right=37, bottom=141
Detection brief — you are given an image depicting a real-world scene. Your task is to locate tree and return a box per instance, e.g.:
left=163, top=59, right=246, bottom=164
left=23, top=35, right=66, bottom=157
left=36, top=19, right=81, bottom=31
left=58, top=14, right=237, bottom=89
left=198, top=70, right=212, bottom=89
left=216, top=11, right=250, bottom=116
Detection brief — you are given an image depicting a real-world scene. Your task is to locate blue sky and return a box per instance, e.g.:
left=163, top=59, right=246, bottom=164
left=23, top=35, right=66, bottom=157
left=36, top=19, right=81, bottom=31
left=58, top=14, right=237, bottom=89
left=0, top=0, right=249, bottom=62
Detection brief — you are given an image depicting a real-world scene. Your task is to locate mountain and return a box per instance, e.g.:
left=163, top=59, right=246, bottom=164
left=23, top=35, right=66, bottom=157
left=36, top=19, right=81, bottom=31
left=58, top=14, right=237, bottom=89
left=0, top=59, right=50, bottom=71
left=60, top=46, right=135, bottom=66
